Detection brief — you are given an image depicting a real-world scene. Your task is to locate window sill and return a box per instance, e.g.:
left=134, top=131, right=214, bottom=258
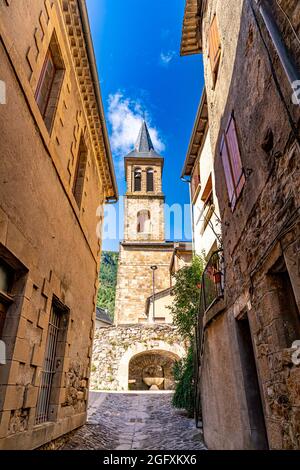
left=0, top=290, right=14, bottom=305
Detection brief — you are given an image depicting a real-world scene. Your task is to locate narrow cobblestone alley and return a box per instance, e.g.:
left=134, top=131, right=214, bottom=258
left=62, top=392, right=206, bottom=451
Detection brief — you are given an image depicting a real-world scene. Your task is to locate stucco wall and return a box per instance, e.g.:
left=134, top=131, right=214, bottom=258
left=193, top=130, right=221, bottom=258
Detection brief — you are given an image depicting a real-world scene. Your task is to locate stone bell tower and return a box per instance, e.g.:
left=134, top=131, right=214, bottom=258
left=92, top=121, right=187, bottom=393
left=124, top=121, right=165, bottom=242
left=114, top=121, right=174, bottom=325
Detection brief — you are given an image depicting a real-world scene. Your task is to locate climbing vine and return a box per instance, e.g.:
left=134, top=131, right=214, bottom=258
left=169, top=256, right=204, bottom=415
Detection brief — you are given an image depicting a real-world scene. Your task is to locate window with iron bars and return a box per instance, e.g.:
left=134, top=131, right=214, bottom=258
left=35, top=299, right=69, bottom=425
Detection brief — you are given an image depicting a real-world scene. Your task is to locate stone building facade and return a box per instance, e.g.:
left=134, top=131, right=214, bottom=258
left=181, top=90, right=222, bottom=259
left=0, top=0, right=117, bottom=449
left=115, top=121, right=176, bottom=326
left=181, top=0, right=300, bottom=450
left=92, top=122, right=189, bottom=391
left=90, top=325, right=187, bottom=391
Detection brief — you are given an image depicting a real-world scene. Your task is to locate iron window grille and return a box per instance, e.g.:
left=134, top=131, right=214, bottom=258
left=35, top=301, right=68, bottom=425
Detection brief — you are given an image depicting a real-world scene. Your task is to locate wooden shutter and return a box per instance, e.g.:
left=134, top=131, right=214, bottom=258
left=226, top=117, right=245, bottom=197
left=208, top=15, right=221, bottom=82
left=220, top=136, right=236, bottom=208
left=191, top=163, right=200, bottom=202
left=220, top=115, right=245, bottom=210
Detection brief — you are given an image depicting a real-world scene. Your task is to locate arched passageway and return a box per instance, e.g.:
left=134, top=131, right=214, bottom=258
left=128, top=350, right=179, bottom=390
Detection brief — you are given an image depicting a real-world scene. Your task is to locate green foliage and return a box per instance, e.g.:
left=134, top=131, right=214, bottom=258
left=172, top=344, right=195, bottom=417
left=169, top=255, right=204, bottom=339
left=170, top=256, right=204, bottom=415
left=97, top=251, right=119, bottom=319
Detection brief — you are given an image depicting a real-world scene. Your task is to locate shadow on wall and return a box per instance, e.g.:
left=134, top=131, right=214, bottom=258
left=128, top=350, right=180, bottom=391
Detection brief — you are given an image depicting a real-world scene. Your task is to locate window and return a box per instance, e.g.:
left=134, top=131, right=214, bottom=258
left=73, top=136, right=88, bottom=208
left=191, top=161, right=200, bottom=203
left=134, top=168, right=142, bottom=192
left=208, top=15, right=221, bottom=87
left=137, top=210, right=151, bottom=233
left=146, top=169, right=154, bottom=192
left=0, top=261, right=14, bottom=338
left=236, top=315, right=268, bottom=449
left=35, top=299, right=69, bottom=425
left=220, top=114, right=245, bottom=210
left=200, top=175, right=214, bottom=235
left=35, top=32, right=65, bottom=132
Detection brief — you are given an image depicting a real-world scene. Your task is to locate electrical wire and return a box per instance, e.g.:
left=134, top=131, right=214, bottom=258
left=276, top=0, right=300, bottom=47
left=248, top=0, right=300, bottom=147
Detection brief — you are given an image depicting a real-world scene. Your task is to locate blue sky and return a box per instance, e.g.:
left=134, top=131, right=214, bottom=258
left=86, top=0, right=204, bottom=251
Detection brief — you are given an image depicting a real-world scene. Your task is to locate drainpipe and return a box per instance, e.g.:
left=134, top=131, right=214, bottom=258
left=254, top=0, right=300, bottom=88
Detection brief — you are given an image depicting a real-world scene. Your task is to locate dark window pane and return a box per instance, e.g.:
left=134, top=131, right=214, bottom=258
left=0, top=262, right=13, bottom=294
left=134, top=170, right=142, bottom=192
left=73, top=137, right=88, bottom=208
left=147, top=170, right=154, bottom=192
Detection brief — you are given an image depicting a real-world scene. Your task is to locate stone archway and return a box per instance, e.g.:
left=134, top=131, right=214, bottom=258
left=116, top=340, right=186, bottom=391
left=128, top=350, right=179, bottom=390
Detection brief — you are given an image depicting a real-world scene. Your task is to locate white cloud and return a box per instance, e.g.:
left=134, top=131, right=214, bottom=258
left=107, top=92, right=165, bottom=160
left=160, top=50, right=176, bottom=66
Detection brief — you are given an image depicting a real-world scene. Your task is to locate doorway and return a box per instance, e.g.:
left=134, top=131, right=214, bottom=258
left=236, top=316, right=268, bottom=449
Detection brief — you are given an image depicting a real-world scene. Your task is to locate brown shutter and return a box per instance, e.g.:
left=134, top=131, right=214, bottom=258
left=220, top=115, right=245, bottom=210
left=208, top=15, right=221, bottom=82
left=226, top=117, right=245, bottom=197
left=220, top=136, right=236, bottom=209
left=191, top=163, right=200, bottom=201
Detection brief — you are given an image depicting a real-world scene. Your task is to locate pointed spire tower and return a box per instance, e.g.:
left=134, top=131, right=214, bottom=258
left=123, top=120, right=165, bottom=242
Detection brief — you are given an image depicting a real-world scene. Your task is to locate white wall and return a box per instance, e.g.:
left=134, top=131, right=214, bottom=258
left=193, top=130, right=221, bottom=259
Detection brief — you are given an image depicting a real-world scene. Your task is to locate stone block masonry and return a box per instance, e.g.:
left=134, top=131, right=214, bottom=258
left=90, top=325, right=187, bottom=391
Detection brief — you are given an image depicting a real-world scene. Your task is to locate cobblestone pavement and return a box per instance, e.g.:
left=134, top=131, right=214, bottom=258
left=62, top=392, right=206, bottom=450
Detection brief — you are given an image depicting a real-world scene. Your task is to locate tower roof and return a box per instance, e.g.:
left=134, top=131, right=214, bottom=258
left=125, top=121, right=163, bottom=159
left=135, top=120, right=154, bottom=153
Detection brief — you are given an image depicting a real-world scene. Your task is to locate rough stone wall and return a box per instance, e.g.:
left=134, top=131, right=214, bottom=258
left=124, top=158, right=165, bottom=242
left=124, top=196, right=165, bottom=242
left=0, top=0, right=112, bottom=450
left=114, top=244, right=174, bottom=325
left=90, top=325, right=187, bottom=391
left=126, top=160, right=163, bottom=197
left=200, top=0, right=300, bottom=450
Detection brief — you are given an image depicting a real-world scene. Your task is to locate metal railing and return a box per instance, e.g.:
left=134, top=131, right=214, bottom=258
left=200, top=249, right=224, bottom=313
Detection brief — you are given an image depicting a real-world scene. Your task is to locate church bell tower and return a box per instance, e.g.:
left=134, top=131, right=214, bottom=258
left=123, top=121, right=165, bottom=242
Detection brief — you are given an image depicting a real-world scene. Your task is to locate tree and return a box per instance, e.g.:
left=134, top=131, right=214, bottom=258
left=169, top=255, right=204, bottom=339
left=97, top=251, right=119, bottom=319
